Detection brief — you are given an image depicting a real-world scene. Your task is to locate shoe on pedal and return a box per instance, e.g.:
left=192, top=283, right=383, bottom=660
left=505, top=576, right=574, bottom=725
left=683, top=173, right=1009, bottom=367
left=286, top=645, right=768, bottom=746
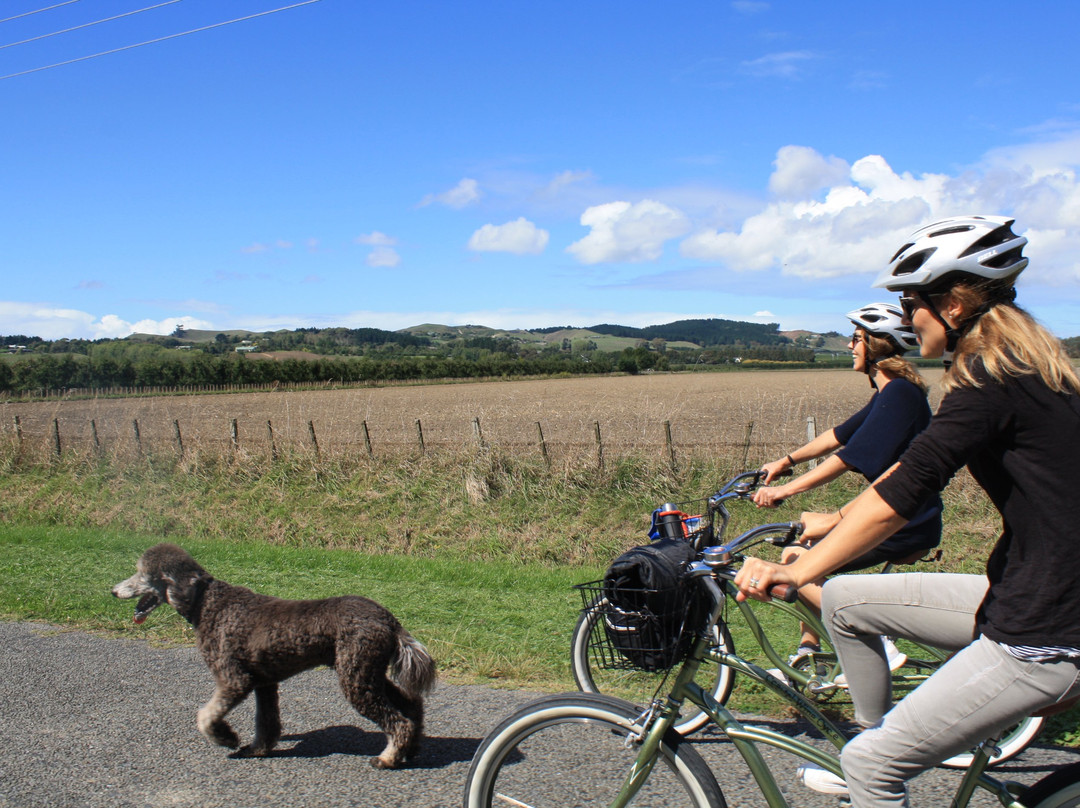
left=883, top=636, right=907, bottom=671
left=791, top=643, right=821, bottom=664
left=798, top=763, right=849, bottom=796
left=833, top=636, right=906, bottom=686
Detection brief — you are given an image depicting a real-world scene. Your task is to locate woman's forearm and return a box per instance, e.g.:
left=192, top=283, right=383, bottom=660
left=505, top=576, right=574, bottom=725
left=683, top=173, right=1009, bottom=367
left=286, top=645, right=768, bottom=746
left=779, top=454, right=852, bottom=497
left=786, top=428, right=842, bottom=465
left=790, top=486, right=908, bottom=585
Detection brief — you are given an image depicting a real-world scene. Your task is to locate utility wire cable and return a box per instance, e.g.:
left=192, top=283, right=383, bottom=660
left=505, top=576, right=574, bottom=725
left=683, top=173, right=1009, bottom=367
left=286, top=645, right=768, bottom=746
left=1, top=1, right=183, bottom=52
left=0, top=0, right=321, bottom=81
left=0, top=1, right=80, bottom=27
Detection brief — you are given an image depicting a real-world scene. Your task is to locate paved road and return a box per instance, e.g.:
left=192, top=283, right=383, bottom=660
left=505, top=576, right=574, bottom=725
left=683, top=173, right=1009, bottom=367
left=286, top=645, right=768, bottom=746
left=1, top=621, right=1076, bottom=807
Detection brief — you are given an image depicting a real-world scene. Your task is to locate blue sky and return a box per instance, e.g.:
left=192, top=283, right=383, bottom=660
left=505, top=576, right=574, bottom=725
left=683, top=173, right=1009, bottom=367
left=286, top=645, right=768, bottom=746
left=4, top=0, right=1080, bottom=341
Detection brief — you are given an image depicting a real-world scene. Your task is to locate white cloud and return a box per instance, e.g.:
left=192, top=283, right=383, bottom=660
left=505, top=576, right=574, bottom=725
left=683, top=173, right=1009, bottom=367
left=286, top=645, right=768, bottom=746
left=567, top=200, right=691, bottom=264
left=419, top=178, right=481, bottom=209
left=769, top=145, right=850, bottom=199
left=680, top=134, right=1080, bottom=283
left=468, top=217, right=549, bottom=255
left=740, top=51, right=817, bottom=79
left=366, top=246, right=401, bottom=267
left=0, top=303, right=211, bottom=340
left=355, top=231, right=397, bottom=246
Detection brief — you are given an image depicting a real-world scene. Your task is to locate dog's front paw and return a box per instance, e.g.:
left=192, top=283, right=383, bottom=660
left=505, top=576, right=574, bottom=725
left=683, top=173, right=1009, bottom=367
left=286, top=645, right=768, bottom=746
left=204, top=722, right=240, bottom=749
left=370, top=756, right=400, bottom=770
left=237, top=743, right=272, bottom=758
left=197, top=708, right=240, bottom=748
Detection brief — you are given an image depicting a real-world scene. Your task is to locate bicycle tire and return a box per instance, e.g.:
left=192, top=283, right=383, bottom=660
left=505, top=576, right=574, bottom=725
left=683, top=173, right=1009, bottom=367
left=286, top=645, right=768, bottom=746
left=571, top=595, right=736, bottom=736
left=463, top=692, right=727, bottom=808
left=1019, top=761, right=1080, bottom=806
left=940, top=714, right=1045, bottom=769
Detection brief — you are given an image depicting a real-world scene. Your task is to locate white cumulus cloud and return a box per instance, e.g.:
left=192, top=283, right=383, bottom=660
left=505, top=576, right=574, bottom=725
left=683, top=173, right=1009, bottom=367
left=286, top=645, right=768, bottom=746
left=680, top=134, right=1080, bottom=283
left=366, top=246, right=402, bottom=267
left=355, top=231, right=397, bottom=246
left=769, top=145, right=850, bottom=199
left=468, top=217, right=549, bottom=255
left=567, top=200, right=691, bottom=264
left=419, top=178, right=481, bottom=209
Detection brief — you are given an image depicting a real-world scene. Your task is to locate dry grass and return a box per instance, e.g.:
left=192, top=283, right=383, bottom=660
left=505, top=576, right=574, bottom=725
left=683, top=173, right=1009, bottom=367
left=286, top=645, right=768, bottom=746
left=1, top=368, right=947, bottom=467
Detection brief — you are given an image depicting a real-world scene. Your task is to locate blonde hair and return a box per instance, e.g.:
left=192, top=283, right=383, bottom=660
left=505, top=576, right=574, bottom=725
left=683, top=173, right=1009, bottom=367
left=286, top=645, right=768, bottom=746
left=864, top=331, right=929, bottom=395
left=943, top=283, right=1080, bottom=395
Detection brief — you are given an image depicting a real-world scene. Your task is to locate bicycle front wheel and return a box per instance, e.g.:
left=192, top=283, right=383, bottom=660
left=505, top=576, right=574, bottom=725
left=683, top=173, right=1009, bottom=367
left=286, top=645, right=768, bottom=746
left=1020, top=761, right=1080, bottom=806
left=571, top=596, right=736, bottom=736
left=463, top=692, right=726, bottom=808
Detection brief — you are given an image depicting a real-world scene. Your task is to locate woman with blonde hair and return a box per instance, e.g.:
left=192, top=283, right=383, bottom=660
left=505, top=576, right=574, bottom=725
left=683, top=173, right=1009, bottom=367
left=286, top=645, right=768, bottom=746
left=753, top=303, right=941, bottom=665
left=736, top=215, right=1080, bottom=806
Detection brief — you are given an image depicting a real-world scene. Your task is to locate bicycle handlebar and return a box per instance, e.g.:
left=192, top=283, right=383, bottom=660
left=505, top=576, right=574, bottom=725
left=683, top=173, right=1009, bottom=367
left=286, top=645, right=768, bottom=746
left=689, top=560, right=799, bottom=603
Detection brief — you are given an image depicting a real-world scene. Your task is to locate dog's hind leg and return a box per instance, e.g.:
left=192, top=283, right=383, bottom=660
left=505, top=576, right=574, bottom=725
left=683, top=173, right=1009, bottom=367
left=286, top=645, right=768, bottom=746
left=239, top=684, right=281, bottom=758
left=197, top=682, right=252, bottom=750
left=337, top=655, right=423, bottom=769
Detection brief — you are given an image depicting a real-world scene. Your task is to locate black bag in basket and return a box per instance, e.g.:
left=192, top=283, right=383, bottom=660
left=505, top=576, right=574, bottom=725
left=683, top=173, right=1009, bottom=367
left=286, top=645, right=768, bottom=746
left=602, top=538, right=702, bottom=671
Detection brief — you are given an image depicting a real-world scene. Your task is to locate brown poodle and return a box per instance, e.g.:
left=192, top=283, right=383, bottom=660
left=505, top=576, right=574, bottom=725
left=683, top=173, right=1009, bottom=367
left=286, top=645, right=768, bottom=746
left=112, top=543, right=436, bottom=768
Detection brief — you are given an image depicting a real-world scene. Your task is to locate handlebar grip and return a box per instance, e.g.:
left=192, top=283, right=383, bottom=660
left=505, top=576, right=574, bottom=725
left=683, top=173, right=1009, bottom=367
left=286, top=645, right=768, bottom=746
left=768, top=583, right=799, bottom=603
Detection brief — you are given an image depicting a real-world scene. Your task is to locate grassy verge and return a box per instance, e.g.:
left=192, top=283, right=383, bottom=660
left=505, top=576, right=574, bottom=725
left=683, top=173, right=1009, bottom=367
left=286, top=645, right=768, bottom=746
left=1, top=444, right=1076, bottom=746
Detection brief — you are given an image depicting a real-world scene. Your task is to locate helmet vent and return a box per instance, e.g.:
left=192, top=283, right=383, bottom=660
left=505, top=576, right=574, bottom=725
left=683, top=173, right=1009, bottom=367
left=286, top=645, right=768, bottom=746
left=892, top=248, right=934, bottom=276
left=929, top=224, right=975, bottom=239
left=982, top=245, right=1024, bottom=269
left=888, top=242, right=914, bottom=264
left=959, top=224, right=1018, bottom=258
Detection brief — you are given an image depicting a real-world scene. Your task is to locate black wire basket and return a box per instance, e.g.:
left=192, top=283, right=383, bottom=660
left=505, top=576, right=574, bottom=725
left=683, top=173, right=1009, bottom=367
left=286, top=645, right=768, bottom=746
left=575, top=580, right=698, bottom=673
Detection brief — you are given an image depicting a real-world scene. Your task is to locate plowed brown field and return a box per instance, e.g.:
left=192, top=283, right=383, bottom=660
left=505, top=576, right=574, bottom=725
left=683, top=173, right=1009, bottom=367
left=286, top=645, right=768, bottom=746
left=2, top=369, right=945, bottom=463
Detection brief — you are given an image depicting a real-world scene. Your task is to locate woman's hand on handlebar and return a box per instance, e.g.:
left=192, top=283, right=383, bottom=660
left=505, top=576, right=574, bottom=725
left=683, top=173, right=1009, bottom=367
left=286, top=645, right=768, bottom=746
left=799, top=510, right=842, bottom=542
left=758, top=458, right=790, bottom=485
left=734, top=557, right=797, bottom=603
left=752, top=485, right=788, bottom=508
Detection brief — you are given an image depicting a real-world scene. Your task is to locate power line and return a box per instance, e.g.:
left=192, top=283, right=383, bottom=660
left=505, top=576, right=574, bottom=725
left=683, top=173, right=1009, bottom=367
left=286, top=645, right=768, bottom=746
left=0, top=0, right=322, bottom=81
left=0, top=1, right=80, bottom=26
left=1, top=1, right=183, bottom=53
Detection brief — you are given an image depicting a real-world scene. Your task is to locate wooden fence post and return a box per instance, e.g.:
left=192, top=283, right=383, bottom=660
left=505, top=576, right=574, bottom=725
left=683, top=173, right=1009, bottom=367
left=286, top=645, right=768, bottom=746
left=472, top=417, right=485, bottom=449
left=535, top=422, right=549, bottom=468
left=173, top=419, right=184, bottom=459
left=741, top=420, right=754, bottom=469
left=805, top=415, right=818, bottom=468
left=664, top=420, right=678, bottom=473
left=361, top=420, right=373, bottom=458
left=266, top=419, right=277, bottom=461
left=415, top=419, right=426, bottom=456
left=307, top=420, right=320, bottom=460
left=13, top=415, right=22, bottom=445
left=132, top=419, right=142, bottom=457
left=594, top=421, right=604, bottom=471
left=52, top=418, right=61, bottom=458
left=90, top=419, right=101, bottom=454
left=230, top=419, right=239, bottom=456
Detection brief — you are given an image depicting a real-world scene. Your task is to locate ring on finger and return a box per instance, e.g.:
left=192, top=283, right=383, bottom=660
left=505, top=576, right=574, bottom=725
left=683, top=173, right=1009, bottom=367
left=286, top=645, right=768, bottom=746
left=749, top=577, right=760, bottom=587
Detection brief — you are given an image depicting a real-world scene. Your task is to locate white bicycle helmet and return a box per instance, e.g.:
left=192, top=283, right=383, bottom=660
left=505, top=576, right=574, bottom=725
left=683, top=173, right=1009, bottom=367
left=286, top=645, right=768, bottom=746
left=873, top=215, right=1028, bottom=292
left=846, top=303, right=919, bottom=354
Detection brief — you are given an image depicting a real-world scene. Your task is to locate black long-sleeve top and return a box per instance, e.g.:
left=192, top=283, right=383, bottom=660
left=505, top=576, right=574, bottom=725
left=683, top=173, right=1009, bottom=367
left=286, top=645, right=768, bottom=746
left=874, top=357, right=1080, bottom=647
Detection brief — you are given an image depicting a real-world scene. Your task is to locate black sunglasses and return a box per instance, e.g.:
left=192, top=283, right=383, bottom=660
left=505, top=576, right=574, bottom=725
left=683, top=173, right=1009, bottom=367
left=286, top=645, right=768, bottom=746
left=898, top=295, right=918, bottom=320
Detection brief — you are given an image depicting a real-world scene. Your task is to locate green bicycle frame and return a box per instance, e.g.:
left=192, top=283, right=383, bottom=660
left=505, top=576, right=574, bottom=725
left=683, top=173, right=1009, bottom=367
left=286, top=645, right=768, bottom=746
left=612, top=588, right=1029, bottom=808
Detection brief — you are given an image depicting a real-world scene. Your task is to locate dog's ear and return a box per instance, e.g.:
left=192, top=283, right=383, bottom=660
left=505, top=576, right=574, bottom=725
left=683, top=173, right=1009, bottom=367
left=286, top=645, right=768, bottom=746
left=162, top=572, right=210, bottom=617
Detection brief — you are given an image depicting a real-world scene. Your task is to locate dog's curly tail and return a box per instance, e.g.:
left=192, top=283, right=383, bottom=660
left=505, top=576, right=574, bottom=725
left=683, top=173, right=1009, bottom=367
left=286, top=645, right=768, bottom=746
left=391, top=631, right=437, bottom=698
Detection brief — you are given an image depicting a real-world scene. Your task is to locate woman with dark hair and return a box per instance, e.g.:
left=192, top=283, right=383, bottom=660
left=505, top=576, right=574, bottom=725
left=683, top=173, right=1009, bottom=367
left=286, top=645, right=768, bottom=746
left=753, top=303, right=940, bottom=666
left=735, top=215, right=1080, bottom=806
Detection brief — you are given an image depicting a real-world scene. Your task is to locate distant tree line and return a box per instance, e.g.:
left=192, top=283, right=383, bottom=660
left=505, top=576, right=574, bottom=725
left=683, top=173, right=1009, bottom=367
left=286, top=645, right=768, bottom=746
left=584, top=318, right=786, bottom=346
left=529, top=318, right=786, bottom=346
left=0, top=320, right=822, bottom=395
